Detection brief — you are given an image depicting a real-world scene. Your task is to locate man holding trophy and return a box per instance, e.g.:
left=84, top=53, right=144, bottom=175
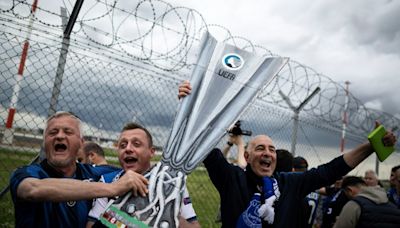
left=86, top=122, right=200, bottom=227
left=95, top=31, right=396, bottom=227
left=179, top=83, right=397, bottom=227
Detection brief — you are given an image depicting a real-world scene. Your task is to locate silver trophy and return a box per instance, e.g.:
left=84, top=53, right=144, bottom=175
left=101, top=32, right=288, bottom=227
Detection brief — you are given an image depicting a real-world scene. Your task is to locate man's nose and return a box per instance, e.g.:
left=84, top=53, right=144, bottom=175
left=55, top=131, right=66, bottom=139
left=124, top=142, right=135, bottom=153
left=262, top=149, right=272, bottom=156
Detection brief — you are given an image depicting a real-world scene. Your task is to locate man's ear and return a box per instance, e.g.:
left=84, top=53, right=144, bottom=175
left=88, top=152, right=95, bottom=162
left=344, top=186, right=357, bottom=198
left=88, top=151, right=94, bottom=158
left=244, top=151, right=250, bottom=162
left=150, top=147, right=156, bottom=158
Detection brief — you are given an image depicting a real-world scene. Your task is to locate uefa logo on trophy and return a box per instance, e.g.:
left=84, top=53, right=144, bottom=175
left=222, top=53, right=244, bottom=70
left=99, top=31, right=288, bottom=228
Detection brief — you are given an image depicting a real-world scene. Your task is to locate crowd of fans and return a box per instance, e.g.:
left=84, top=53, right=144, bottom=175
left=8, top=82, right=399, bottom=227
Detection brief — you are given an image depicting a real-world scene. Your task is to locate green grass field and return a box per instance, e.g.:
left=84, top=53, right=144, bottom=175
left=0, top=148, right=37, bottom=227
left=0, top=148, right=220, bottom=227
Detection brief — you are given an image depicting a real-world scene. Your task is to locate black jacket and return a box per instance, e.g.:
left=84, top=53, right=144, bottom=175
left=204, top=148, right=352, bottom=227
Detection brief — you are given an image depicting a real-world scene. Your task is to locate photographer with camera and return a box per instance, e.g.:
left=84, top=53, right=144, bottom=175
left=222, top=121, right=252, bottom=169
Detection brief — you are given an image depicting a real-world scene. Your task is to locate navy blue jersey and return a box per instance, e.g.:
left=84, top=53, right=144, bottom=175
left=321, top=189, right=348, bottom=228
left=305, top=191, right=320, bottom=227
left=388, top=187, right=400, bottom=208
left=297, top=191, right=320, bottom=228
left=10, top=160, right=119, bottom=228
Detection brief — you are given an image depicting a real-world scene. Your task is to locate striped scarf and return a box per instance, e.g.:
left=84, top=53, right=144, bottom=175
left=236, top=176, right=280, bottom=227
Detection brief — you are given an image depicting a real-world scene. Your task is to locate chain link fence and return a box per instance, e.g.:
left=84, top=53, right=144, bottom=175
left=1, top=0, right=399, bottom=226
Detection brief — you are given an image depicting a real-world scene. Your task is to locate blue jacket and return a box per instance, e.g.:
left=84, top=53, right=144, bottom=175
left=10, top=160, right=119, bottom=228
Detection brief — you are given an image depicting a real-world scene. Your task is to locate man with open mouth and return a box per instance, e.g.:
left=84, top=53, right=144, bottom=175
left=86, top=122, right=200, bottom=228
left=10, top=111, right=151, bottom=228
left=178, top=81, right=398, bottom=228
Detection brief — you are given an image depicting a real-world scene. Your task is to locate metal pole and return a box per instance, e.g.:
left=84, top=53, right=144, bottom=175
left=291, top=111, right=299, bottom=157
left=1, top=0, right=85, bottom=198
left=1, top=0, right=39, bottom=145
left=63, top=0, right=85, bottom=39
left=47, top=7, right=69, bottom=117
left=340, top=81, right=350, bottom=153
left=48, top=0, right=85, bottom=115
left=279, top=87, right=320, bottom=156
left=43, top=0, right=85, bottom=160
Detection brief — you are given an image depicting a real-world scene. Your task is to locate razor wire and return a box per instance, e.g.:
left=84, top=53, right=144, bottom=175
left=2, top=0, right=398, bottom=135
left=0, top=0, right=399, bottom=226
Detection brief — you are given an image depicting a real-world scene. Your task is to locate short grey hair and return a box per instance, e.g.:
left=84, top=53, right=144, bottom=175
left=44, top=111, right=83, bottom=139
left=365, top=169, right=378, bottom=178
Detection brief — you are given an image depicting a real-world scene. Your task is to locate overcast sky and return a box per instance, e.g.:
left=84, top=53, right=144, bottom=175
left=2, top=0, right=398, bottom=118
left=1, top=0, right=398, bottom=177
left=169, top=0, right=400, bottom=118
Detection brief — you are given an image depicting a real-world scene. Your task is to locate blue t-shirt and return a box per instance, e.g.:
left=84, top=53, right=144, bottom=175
left=304, top=191, right=320, bottom=227
left=10, top=160, right=119, bottom=228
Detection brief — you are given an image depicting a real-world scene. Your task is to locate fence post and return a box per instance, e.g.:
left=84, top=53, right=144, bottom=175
left=42, top=0, right=85, bottom=161
left=1, top=0, right=39, bottom=145
left=279, top=87, right=320, bottom=156
left=340, top=81, right=350, bottom=153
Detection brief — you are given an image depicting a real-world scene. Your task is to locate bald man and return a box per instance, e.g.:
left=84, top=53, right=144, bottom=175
left=178, top=81, right=397, bottom=227
left=203, top=134, right=396, bottom=227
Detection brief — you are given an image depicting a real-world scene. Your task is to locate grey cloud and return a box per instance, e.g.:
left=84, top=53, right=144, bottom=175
left=310, top=0, right=400, bottom=55
left=346, top=0, right=400, bottom=54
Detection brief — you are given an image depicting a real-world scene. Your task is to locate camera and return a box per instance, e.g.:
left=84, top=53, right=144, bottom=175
left=229, top=120, right=252, bottom=136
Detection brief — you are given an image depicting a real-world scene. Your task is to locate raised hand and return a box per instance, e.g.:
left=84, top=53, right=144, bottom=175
left=178, top=80, right=192, bottom=99
left=375, top=120, right=397, bottom=147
